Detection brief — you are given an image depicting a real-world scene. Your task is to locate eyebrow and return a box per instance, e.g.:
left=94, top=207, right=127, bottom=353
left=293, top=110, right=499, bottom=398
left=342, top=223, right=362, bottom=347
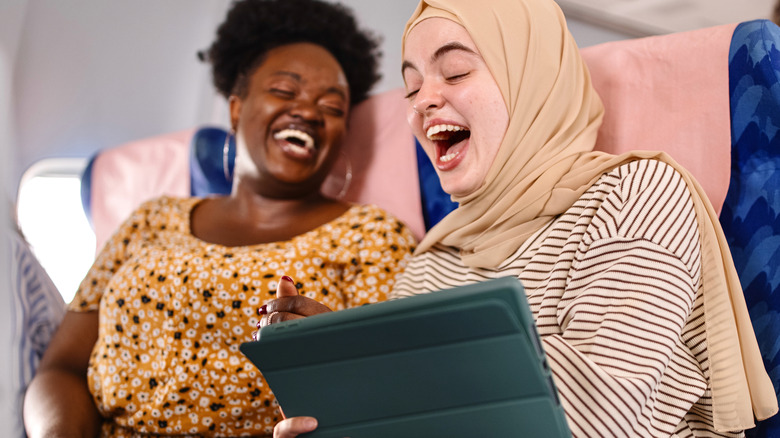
left=401, top=41, right=479, bottom=75
left=271, top=70, right=347, bottom=100
left=272, top=70, right=302, bottom=81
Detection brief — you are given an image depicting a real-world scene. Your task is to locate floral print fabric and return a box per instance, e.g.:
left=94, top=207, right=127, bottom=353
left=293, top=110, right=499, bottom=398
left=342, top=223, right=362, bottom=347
left=68, top=196, right=415, bottom=437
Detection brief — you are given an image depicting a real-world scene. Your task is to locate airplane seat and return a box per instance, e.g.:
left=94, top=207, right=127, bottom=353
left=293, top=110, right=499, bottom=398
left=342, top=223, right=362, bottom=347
left=189, top=126, right=234, bottom=197
left=77, top=19, right=780, bottom=434
left=582, top=19, right=780, bottom=435
left=720, top=19, right=780, bottom=437
left=9, top=232, right=66, bottom=438
left=80, top=129, right=193, bottom=252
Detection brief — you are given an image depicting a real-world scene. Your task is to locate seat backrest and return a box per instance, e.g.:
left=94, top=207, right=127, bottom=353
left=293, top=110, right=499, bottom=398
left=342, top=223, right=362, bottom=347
left=83, top=129, right=192, bottom=251
left=189, top=126, right=235, bottom=197
left=720, top=19, right=780, bottom=438
left=583, top=23, right=737, bottom=213
left=584, top=20, right=780, bottom=435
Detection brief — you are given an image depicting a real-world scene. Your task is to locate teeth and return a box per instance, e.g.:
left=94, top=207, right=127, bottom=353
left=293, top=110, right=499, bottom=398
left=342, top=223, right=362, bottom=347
left=274, top=129, right=314, bottom=149
left=439, top=152, right=457, bottom=162
left=426, top=124, right=466, bottom=140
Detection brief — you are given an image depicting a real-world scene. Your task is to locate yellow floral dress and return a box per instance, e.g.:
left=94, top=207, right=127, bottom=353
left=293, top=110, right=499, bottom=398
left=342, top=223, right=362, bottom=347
left=68, top=196, right=415, bottom=437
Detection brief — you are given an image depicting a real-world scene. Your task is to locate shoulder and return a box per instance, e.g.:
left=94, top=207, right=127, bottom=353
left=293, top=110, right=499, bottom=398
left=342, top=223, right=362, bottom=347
left=582, top=159, right=696, bottom=218
left=581, top=158, right=701, bottom=267
left=342, top=204, right=415, bottom=235
left=601, top=159, right=689, bottom=199
left=118, top=196, right=199, bottom=235
left=330, top=204, right=417, bottom=253
left=133, top=195, right=199, bottom=215
left=134, top=195, right=199, bottom=219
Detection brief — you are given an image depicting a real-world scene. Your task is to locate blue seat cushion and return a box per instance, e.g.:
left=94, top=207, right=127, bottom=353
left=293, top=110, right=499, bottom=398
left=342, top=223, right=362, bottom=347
left=415, top=139, right=458, bottom=230
left=190, top=126, right=235, bottom=197
left=721, top=19, right=780, bottom=437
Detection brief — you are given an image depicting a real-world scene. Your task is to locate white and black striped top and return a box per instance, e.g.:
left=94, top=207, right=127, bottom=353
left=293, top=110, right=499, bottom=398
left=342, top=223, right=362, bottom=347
left=392, top=160, right=744, bottom=437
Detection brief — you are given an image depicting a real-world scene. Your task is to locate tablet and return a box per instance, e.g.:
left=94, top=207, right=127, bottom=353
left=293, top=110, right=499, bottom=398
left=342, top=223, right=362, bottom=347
left=240, top=276, right=571, bottom=438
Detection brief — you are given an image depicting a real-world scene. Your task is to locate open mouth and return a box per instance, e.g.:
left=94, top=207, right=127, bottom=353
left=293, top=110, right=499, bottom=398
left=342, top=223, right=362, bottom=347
left=273, top=128, right=316, bottom=157
left=426, top=124, right=470, bottom=163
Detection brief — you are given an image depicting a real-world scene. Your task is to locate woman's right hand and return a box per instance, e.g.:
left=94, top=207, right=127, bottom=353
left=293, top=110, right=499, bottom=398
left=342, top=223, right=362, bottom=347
left=257, top=276, right=333, bottom=330
left=261, top=277, right=324, bottom=436
left=274, top=416, right=319, bottom=437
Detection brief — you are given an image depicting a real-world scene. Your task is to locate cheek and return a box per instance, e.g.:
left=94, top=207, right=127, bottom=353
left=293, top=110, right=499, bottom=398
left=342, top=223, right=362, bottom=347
left=483, top=109, right=508, bottom=147
left=326, top=120, right=348, bottom=149
left=406, top=106, right=419, bottom=129
left=239, top=100, right=272, bottom=133
left=406, top=108, right=427, bottom=142
left=472, top=89, right=508, bottom=150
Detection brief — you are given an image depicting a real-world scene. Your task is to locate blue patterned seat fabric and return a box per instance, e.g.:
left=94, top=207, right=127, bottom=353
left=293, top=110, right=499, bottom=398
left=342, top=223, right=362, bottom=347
left=10, top=232, right=66, bottom=438
left=721, top=19, right=780, bottom=437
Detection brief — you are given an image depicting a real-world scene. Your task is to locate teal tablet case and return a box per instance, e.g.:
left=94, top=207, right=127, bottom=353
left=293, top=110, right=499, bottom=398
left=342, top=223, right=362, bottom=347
left=239, top=276, right=571, bottom=437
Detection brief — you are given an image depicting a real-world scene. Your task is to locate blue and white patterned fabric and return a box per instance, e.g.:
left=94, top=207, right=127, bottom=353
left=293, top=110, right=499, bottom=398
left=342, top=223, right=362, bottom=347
left=9, top=232, right=66, bottom=438
left=721, top=19, right=780, bottom=438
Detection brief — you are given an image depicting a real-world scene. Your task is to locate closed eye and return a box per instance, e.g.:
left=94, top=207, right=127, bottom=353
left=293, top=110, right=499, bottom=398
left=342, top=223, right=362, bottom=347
left=270, top=88, right=295, bottom=98
left=404, top=89, right=419, bottom=99
left=446, top=72, right=469, bottom=82
left=319, top=104, right=345, bottom=117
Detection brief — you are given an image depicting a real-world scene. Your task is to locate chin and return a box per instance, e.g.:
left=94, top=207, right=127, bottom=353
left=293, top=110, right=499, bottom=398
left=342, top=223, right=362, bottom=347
left=440, top=180, right=479, bottom=198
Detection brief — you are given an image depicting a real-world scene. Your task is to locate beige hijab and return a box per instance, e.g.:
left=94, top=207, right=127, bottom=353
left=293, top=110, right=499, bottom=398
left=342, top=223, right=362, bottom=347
left=406, top=0, right=777, bottom=431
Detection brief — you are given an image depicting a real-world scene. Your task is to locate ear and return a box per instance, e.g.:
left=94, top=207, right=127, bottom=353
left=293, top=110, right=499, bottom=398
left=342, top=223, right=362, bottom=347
left=228, top=95, right=241, bottom=132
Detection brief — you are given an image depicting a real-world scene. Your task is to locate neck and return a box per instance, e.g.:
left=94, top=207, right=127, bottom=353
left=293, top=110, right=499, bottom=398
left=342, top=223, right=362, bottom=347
left=229, top=180, right=333, bottom=221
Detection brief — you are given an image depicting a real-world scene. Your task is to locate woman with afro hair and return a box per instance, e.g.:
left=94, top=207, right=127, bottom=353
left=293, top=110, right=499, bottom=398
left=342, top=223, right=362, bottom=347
left=23, top=1, right=416, bottom=436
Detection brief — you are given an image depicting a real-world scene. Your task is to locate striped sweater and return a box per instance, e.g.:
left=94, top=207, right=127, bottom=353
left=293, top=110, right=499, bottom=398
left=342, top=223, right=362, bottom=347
left=392, top=159, right=743, bottom=437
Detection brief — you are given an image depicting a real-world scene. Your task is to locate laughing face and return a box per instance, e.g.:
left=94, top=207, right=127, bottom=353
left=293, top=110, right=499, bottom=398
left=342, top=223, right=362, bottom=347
left=230, top=42, right=350, bottom=198
left=403, top=17, right=508, bottom=198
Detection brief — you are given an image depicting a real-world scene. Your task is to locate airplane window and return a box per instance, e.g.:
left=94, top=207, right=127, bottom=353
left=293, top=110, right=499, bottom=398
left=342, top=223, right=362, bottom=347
left=16, top=158, right=95, bottom=303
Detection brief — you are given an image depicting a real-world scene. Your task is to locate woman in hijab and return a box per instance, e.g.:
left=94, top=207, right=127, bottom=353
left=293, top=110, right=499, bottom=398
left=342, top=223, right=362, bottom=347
left=268, top=0, right=777, bottom=436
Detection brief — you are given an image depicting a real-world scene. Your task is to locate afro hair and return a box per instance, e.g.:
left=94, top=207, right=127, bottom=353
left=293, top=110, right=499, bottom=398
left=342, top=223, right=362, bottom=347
left=201, top=0, right=382, bottom=105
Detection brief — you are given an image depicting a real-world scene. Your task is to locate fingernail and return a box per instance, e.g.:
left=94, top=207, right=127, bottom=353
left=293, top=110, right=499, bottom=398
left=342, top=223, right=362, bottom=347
left=256, top=320, right=263, bottom=329
left=282, top=275, right=294, bottom=283
left=258, top=304, right=267, bottom=315
left=251, top=330, right=258, bottom=341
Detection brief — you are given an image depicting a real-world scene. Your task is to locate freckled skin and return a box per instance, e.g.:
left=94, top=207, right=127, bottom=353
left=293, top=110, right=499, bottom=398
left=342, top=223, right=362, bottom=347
left=402, top=18, right=508, bottom=197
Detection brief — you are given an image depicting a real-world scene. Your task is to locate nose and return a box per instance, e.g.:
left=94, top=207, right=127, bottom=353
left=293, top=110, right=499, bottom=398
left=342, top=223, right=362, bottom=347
left=289, top=100, right=324, bottom=125
left=412, top=81, right=444, bottom=115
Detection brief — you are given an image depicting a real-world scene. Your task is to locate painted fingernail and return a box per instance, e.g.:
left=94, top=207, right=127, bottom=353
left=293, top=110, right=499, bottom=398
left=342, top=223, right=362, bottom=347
left=282, top=275, right=294, bottom=283
left=258, top=304, right=267, bottom=315
left=256, top=320, right=263, bottom=329
left=251, top=330, right=258, bottom=341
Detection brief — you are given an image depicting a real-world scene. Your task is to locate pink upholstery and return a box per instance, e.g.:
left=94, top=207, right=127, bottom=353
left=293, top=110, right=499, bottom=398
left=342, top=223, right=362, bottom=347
left=329, top=88, right=422, bottom=238
left=89, top=130, right=192, bottom=251
left=583, top=23, right=737, bottom=214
